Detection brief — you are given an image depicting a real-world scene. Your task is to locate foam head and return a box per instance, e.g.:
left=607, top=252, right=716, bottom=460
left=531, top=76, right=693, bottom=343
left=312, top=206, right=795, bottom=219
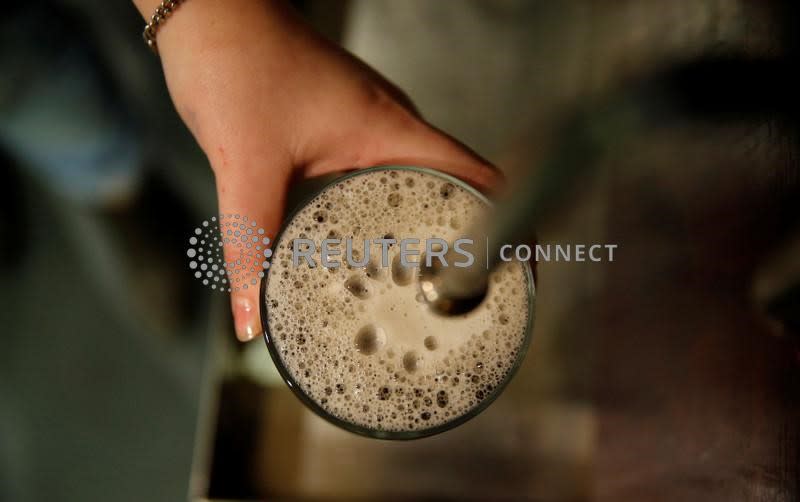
left=264, top=167, right=533, bottom=436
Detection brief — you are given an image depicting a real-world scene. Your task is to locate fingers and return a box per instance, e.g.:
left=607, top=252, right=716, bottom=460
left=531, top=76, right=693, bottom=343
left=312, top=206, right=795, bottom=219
left=211, top=147, right=293, bottom=342
left=210, top=102, right=501, bottom=343
left=365, top=118, right=505, bottom=195
left=304, top=105, right=505, bottom=196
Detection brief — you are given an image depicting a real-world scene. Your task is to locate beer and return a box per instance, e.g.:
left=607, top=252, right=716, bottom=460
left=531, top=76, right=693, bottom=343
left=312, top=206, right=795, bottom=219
left=262, top=167, right=534, bottom=438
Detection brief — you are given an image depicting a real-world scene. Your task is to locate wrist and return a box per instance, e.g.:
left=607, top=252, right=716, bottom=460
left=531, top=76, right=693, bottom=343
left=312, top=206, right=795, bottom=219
left=142, top=0, right=309, bottom=104
left=134, top=0, right=301, bottom=61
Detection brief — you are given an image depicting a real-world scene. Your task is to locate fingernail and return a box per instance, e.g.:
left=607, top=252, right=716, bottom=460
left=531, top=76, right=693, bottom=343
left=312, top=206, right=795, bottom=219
left=233, top=296, right=259, bottom=341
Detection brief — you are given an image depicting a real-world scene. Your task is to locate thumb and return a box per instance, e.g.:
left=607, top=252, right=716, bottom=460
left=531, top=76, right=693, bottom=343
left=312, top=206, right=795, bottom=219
left=212, top=149, right=293, bottom=342
left=304, top=110, right=504, bottom=195
left=361, top=115, right=504, bottom=195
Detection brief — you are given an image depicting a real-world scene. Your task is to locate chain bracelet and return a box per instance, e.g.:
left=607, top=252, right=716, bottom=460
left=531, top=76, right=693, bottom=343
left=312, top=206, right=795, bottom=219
left=142, top=0, right=187, bottom=55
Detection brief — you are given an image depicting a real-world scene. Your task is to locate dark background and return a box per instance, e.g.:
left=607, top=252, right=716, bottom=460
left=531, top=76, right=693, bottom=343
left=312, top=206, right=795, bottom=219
left=1, top=1, right=798, bottom=500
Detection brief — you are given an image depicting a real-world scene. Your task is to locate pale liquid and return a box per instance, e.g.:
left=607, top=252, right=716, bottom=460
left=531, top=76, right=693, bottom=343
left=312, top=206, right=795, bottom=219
left=264, top=169, right=532, bottom=432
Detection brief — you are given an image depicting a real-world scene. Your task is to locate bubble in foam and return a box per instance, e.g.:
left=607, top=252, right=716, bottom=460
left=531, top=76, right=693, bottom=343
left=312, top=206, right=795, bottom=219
left=354, top=324, right=386, bottom=355
left=439, top=182, right=455, bottom=199
left=424, top=336, right=439, bottom=351
left=345, top=275, right=371, bottom=299
left=264, top=168, right=532, bottom=435
left=402, top=351, right=422, bottom=373
left=391, top=254, right=414, bottom=286
left=313, top=210, right=328, bottom=223
left=436, top=390, right=449, bottom=407
left=387, top=192, right=402, bottom=208
left=365, top=259, right=383, bottom=280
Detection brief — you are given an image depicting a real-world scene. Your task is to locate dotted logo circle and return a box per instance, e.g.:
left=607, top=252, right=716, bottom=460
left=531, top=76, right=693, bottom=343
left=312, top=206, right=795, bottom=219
left=186, top=214, right=272, bottom=293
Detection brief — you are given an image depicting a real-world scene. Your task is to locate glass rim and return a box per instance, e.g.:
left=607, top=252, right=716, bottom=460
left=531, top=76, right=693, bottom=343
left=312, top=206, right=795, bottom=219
left=259, top=165, right=536, bottom=440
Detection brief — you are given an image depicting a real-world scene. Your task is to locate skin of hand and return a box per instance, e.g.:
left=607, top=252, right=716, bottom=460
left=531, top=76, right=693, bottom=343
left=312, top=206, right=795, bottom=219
left=133, top=0, right=501, bottom=341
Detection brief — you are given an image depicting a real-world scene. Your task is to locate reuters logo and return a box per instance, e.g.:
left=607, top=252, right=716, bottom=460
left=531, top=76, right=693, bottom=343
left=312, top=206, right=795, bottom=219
left=187, top=214, right=271, bottom=292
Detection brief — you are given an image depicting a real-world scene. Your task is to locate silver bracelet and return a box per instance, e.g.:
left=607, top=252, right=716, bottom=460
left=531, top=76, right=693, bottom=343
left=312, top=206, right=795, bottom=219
left=142, top=0, right=188, bottom=55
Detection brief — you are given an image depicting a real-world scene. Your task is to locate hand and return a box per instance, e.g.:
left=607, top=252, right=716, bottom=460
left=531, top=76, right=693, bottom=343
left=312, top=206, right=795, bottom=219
left=135, top=0, right=501, bottom=341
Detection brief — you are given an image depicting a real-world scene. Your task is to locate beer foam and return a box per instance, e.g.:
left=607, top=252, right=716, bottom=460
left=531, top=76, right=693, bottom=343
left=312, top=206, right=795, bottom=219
left=264, top=168, right=532, bottom=434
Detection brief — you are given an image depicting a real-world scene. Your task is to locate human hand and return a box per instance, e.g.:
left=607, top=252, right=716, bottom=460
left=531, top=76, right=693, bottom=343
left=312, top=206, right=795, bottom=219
left=134, top=0, right=501, bottom=341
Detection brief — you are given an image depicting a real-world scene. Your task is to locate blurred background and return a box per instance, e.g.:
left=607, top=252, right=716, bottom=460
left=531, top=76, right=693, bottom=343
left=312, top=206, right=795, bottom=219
left=1, top=0, right=799, bottom=500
